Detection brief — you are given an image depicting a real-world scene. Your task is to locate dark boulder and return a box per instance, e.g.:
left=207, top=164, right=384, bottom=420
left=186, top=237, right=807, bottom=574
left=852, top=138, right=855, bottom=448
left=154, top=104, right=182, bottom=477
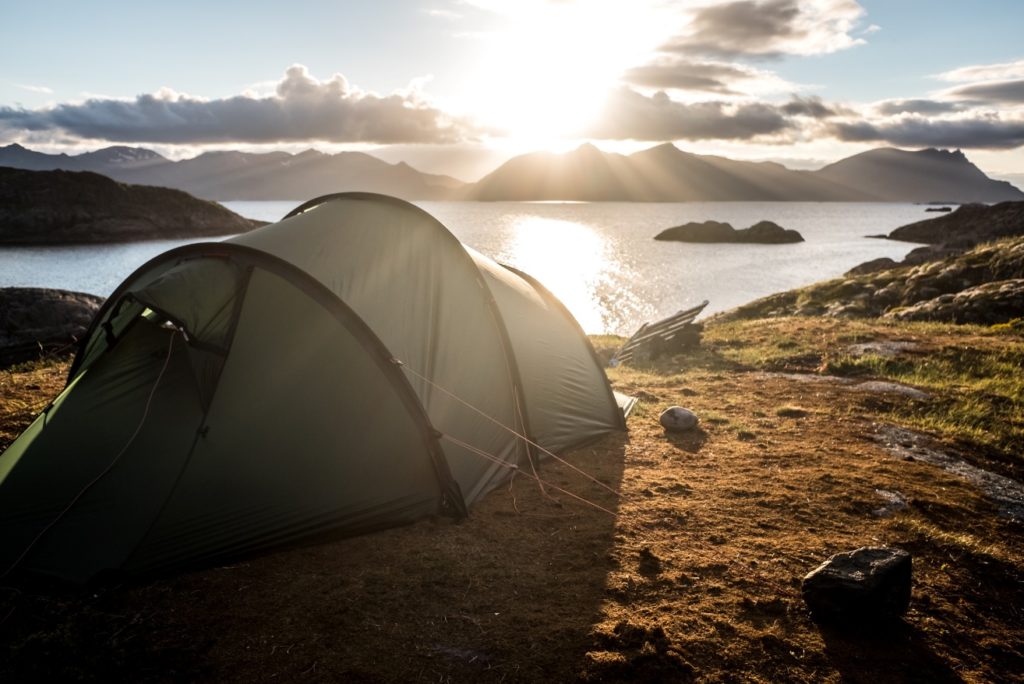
left=802, top=547, right=911, bottom=624
left=0, top=287, right=103, bottom=367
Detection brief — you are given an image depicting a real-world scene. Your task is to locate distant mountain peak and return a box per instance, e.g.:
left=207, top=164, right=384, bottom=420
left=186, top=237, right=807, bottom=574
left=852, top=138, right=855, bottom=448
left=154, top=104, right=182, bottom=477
left=650, top=142, right=679, bottom=152
left=83, top=145, right=166, bottom=164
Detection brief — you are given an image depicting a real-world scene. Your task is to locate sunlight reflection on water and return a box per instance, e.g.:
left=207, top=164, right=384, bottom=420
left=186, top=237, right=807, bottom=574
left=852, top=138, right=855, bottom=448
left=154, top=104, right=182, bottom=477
left=500, top=217, right=613, bottom=333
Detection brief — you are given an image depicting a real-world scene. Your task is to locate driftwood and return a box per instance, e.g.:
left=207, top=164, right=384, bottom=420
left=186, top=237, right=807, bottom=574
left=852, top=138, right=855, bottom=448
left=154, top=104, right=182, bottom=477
left=611, top=300, right=708, bottom=365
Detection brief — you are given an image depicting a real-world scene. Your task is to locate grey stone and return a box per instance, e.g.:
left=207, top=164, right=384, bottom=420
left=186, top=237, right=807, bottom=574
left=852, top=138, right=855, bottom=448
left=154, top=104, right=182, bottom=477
left=659, top=406, right=699, bottom=432
left=855, top=381, right=930, bottom=400
left=873, top=489, right=909, bottom=517
left=802, top=547, right=912, bottom=623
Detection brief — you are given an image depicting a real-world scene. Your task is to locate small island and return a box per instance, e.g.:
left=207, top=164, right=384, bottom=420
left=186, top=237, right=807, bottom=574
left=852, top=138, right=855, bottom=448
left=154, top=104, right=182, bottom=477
left=654, top=219, right=804, bottom=244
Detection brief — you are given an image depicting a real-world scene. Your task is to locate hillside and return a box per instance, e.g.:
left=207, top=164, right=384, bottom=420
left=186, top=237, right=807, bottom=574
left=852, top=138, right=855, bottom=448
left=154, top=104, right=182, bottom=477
left=466, top=144, right=1024, bottom=203
left=0, top=167, right=262, bottom=244
left=716, top=235, right=1024, bottom=325
left=0, top=144, right=463, bottom=201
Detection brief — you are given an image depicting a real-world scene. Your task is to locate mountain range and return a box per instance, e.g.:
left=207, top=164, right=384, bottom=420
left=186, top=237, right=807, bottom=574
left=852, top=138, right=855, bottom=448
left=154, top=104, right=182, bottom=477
left=1, top=142, right=1021, bottom=203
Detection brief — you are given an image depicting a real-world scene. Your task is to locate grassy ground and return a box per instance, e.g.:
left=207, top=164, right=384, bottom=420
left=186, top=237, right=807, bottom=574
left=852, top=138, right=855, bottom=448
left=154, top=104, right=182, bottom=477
left=1, top=318, right=1022, bottom=682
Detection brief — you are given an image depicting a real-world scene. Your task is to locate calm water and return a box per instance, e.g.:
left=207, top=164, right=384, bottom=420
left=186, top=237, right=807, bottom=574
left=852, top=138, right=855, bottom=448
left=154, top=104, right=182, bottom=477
left=0, top=201, right=926, bottom=335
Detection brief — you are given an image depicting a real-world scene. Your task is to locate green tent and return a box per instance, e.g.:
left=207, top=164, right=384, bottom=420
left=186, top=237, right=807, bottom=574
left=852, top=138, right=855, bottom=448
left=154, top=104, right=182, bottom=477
left=0, top=193, right=627, bottom=583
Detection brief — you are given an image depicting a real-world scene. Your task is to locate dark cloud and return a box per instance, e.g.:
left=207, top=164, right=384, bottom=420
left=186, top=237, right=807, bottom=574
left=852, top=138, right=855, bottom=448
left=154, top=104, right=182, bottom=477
left=664, top=0, right=801, bottom=58
left=875, top=99, right=963, bottom=115
left=780, top=95, right=839, bottom=118
left=622, top=59, right=757, bottom=94
left=829, top=117, right=1024, bottom=150
left=0, top=65, right=474, bottom=144
left=662, top=0, right=865, bottom=59
left=585, top=87, right=793, bottom=141
left=945, top=79, right=1024, bottom=104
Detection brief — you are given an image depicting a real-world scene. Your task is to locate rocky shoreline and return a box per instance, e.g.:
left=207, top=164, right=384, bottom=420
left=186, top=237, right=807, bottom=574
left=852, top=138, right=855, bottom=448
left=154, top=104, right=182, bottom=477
left=718, top=201, right=1024, bottom=324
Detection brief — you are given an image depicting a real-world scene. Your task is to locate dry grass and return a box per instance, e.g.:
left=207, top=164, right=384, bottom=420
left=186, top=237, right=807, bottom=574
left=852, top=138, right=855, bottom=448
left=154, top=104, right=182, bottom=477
left=1, top=322, right=1023, bottom=682
left=0, top=359, right=67, bottom=449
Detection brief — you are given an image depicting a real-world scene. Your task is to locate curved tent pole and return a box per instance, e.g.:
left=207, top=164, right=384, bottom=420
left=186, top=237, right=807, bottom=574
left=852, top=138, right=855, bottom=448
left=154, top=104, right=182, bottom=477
left=282, top=191, right=428, bottom=220
left=64, top=241, right=467, bottom=518
left=282, top=192, right=543, bottom=470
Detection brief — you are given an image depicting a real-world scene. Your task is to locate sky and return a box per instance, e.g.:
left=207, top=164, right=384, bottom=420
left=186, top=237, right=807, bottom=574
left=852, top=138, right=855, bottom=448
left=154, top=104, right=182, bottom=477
left=1, top=0, right=1023, bottom=182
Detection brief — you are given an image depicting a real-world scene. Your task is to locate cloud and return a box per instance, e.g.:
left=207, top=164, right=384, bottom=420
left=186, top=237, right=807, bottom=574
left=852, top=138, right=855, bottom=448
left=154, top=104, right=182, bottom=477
left=623, top=59, right=759, bottom=94
left=943, top=79, right=1024, bottom=104
left=12, top=83, right=54, bottom=95
left=425, top=7, right=462, bottom=20
left=828, top=116, right=1024, bottom=150
left=583, top=85, right=1024, bottom=150
left=661, top=0, right=868, bottom=58
left=585, top=87, right=794, bottom=140
left=937, top=59, right=1024, bottom=83
left=0, top=65, right=475, bottom=145
left=875, top=99, right=964, bottom=115
left=621, top=57, right=797, bottom=95
left=780, top=95, right=841, bottom=118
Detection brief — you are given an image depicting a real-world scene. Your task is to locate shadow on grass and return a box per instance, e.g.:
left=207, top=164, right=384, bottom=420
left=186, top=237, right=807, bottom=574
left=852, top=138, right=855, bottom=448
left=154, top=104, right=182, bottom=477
left=664, top=427, right=708, bottom=454
left=0, top=432, right=631, bottom=683
left=818, top=620, right=962, bottom=684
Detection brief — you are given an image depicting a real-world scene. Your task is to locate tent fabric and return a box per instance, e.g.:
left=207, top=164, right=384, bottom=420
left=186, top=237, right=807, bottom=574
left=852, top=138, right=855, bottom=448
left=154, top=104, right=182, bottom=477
left=0, top=193, right=626, bottom=583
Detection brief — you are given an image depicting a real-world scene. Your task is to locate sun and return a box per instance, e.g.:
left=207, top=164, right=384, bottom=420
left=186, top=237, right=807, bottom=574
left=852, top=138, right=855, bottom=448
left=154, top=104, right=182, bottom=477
left=463, top=2, right=670, bottom=149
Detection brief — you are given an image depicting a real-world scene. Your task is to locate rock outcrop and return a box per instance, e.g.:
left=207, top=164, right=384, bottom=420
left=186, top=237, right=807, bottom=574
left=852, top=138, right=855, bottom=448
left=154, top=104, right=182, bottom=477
left=0, top=287, right=104, bottom=366
left=0, top=167, right=263, bottom=244
left=887, top=201, right=1024, bottom=245
left=655, top=220, right=803, bottom=244
left=887, top=279, right=1024, bottom=324
left=845, top=257, right=899, bottom=276
left=718, top=236, right=1024, bottom=325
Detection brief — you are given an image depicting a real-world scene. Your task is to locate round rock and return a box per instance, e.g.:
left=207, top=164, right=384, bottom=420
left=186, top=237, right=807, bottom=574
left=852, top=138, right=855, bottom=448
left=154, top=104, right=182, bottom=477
left=659, top=406, right=699, bottom=432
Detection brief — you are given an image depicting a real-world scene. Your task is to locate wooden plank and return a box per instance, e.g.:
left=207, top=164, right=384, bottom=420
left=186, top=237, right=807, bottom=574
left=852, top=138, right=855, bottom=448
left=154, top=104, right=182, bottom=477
left=611, top=300, right=708, bottom=365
